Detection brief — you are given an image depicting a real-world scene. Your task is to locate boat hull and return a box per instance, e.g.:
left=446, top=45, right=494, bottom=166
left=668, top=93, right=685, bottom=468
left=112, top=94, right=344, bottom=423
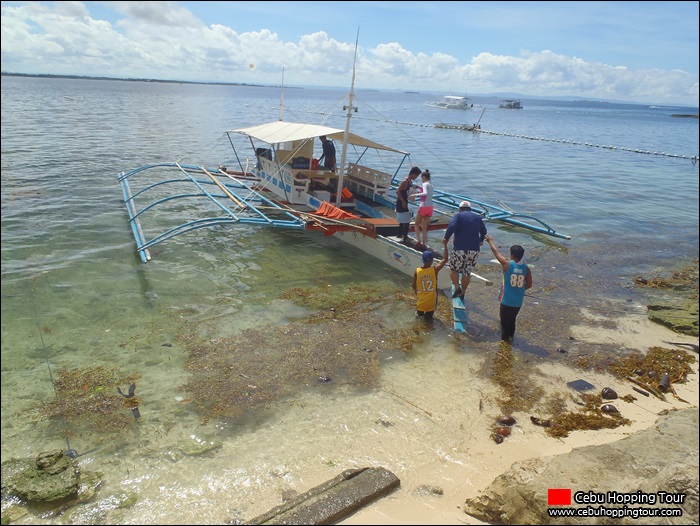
left=333, top=231, right=453, bottom=290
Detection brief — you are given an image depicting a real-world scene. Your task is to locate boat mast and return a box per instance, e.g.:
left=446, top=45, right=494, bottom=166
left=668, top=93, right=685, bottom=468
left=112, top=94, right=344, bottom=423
left=335, top=29, right=359, bottom=206
left=475, top=106, right=486, bottom=127
left=278, top=67, right=285, bottom=121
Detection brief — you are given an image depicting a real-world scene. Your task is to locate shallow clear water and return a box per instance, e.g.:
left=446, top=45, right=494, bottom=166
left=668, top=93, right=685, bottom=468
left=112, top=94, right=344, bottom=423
left=1, top=76, right=698, bottom=524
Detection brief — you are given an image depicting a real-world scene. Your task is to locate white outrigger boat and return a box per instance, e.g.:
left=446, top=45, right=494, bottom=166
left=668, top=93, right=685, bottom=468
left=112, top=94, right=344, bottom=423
left=425, top=95, right=474, bottom=110
left=117, top=47, right=569, bottom=292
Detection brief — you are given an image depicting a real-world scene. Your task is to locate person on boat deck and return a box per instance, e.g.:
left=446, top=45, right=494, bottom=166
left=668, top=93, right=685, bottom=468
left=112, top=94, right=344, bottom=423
left=442, top=200, right=487, bottom=300
left=485, top=234, right=532, bottom=343
left=412, top=242, right=448, bottom=321
left=395, top=166, right=421, bottom=242
left=413, top=169, right=434, bottom=250
left=318, top=136, right=336, bottom=172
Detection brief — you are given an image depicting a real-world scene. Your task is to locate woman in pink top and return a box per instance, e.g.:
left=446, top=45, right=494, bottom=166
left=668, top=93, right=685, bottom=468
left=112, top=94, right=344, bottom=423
left=413, top=169, right=434, bottom=249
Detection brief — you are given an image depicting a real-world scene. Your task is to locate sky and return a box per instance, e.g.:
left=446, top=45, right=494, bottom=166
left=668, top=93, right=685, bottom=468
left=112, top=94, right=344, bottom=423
left=1, top=1, right=698, bottom=107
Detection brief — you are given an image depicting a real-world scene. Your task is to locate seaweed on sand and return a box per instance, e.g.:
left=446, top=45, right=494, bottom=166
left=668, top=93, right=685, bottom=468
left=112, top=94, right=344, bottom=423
left=607, top=346, right=696, bottom=390
left=181, top=284, right=422, bottom=421
left=527, top=346, right=695, bottom=438
left=490, top=341, right=545, bottom=415
left=281, top=283, right=399, bottom=313
left=543, top=393, right=631, bottom=438
left=37, top=366, right=141, bottom=432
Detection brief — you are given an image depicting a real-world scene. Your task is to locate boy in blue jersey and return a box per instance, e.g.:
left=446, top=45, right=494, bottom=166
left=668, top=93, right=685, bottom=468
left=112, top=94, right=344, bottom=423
left=485, top=234, right=532, bottom=343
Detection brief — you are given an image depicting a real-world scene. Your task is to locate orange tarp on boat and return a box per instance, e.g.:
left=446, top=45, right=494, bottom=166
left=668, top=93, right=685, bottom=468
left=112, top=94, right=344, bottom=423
left=314, top=201, right=360, bottom=220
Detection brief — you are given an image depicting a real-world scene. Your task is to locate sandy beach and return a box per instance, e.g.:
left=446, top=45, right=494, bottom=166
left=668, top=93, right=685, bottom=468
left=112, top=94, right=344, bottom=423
left=338, top=315, right=699, bottom=525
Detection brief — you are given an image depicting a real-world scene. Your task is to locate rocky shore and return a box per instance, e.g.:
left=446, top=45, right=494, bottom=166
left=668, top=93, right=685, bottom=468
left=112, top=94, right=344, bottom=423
left=463, top=407, right=698, bottom=524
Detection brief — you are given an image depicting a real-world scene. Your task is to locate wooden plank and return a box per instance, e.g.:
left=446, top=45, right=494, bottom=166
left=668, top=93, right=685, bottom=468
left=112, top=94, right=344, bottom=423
left=452, top=285, right=467, bottom=333
left=362, top=217, right=399, bottom=226
left=244, top=467, right=400, bottom=525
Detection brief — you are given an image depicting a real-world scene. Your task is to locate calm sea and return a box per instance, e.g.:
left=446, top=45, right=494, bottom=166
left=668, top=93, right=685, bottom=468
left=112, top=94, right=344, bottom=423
left=1, top=76, right=698, bottom=524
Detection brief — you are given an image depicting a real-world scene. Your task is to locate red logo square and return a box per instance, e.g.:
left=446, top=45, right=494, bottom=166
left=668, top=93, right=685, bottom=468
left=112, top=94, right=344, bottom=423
left=548, top=488, right=572, bottom=505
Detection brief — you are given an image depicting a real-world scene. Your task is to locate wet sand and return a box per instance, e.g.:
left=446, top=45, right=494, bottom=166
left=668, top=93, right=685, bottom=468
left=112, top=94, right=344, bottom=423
left=338, top=314, right=698, bottom=525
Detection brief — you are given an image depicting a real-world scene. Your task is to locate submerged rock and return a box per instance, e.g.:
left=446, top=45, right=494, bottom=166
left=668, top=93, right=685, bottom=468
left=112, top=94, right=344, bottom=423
left=530, top=416, right=551, bottom=427
left=1, top=450, right=80, bottom=502
left=601, top=387, right=618, bottom=400
left=494, top=427, right=511, bottom=437
left=414, top=484, right=444, bottom=497
left=496, top=415, right=516, bottom=426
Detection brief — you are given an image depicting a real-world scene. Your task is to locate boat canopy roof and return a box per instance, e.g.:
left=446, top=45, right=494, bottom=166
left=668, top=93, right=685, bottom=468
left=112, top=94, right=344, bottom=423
left=229, top=121, right=408, bottom=155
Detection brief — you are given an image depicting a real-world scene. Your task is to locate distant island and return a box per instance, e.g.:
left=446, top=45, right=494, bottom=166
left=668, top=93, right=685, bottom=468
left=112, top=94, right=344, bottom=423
left=0, top=71, right=284, bottom=89
left=2, top=72, right=697, bottom=109
left=671, top=113, right=699, bottom=119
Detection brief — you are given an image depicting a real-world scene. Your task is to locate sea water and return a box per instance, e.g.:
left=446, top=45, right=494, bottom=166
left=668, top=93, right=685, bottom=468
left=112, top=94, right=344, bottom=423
left=1, top=76, right=698, bottom=524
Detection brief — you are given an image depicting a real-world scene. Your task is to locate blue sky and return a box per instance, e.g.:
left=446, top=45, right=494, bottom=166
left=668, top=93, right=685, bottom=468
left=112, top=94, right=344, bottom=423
left=1, top=1, right=698, bottom=106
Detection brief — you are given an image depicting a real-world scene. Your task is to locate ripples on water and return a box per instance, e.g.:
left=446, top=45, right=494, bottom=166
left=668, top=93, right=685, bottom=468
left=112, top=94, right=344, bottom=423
left=1, top=76, right=697, bottom=524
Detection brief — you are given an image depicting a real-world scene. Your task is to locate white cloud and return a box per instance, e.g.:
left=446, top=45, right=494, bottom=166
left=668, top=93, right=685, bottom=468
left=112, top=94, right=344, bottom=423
left=1, top=1, right=697, bottom=106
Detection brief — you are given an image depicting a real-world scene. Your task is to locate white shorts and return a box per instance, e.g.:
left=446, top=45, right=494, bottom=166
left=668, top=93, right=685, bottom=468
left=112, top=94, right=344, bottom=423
left=396, top=211, right=411, bottom=223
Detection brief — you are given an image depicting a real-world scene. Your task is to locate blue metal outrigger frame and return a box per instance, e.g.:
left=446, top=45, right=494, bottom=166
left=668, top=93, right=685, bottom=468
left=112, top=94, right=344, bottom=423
left=336, top=143, right=569, bottom=240
left=381, top=180, right=571, bottom=240
left=118, top=155, right=570, bottom=264
left=118, top=163, right=306, bottom=263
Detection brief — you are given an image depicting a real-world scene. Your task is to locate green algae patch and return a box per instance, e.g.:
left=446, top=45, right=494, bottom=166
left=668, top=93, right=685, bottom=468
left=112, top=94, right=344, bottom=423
left=634, top=259, right=699, bottom=336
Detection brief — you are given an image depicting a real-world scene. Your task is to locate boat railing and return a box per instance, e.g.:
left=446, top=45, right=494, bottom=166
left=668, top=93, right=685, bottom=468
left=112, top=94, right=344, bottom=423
left=257, top=156, right=343, bottom=205
left=345, top=162, right=392, bottom=200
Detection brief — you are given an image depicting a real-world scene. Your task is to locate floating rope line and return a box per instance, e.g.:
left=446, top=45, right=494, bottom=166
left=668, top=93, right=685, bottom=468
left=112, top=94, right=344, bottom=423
left=475, top=129, right=698, bottom=164
left=280, top=105, right=698, bottom=164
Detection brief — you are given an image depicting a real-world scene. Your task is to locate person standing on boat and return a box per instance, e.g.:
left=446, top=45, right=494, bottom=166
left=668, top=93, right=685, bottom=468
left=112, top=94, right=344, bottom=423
left=318, top=136, right=336, bottom=172
left=413, top=169, right=434, bottom=249
left=395, top=166, right=421, bottom=242
left=485, top=234, right=532, bottom=342
left=442, top=201, right=487, bottom=300
left=412, top=242, right=448, bottom=321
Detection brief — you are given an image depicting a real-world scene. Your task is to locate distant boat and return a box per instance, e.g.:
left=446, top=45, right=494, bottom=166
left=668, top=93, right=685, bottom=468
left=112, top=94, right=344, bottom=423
left=426, top=95, right=473, bottom=110
left=434, top=122, right=480, bottom=132
left=499, top=99, right=522, bottom=109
